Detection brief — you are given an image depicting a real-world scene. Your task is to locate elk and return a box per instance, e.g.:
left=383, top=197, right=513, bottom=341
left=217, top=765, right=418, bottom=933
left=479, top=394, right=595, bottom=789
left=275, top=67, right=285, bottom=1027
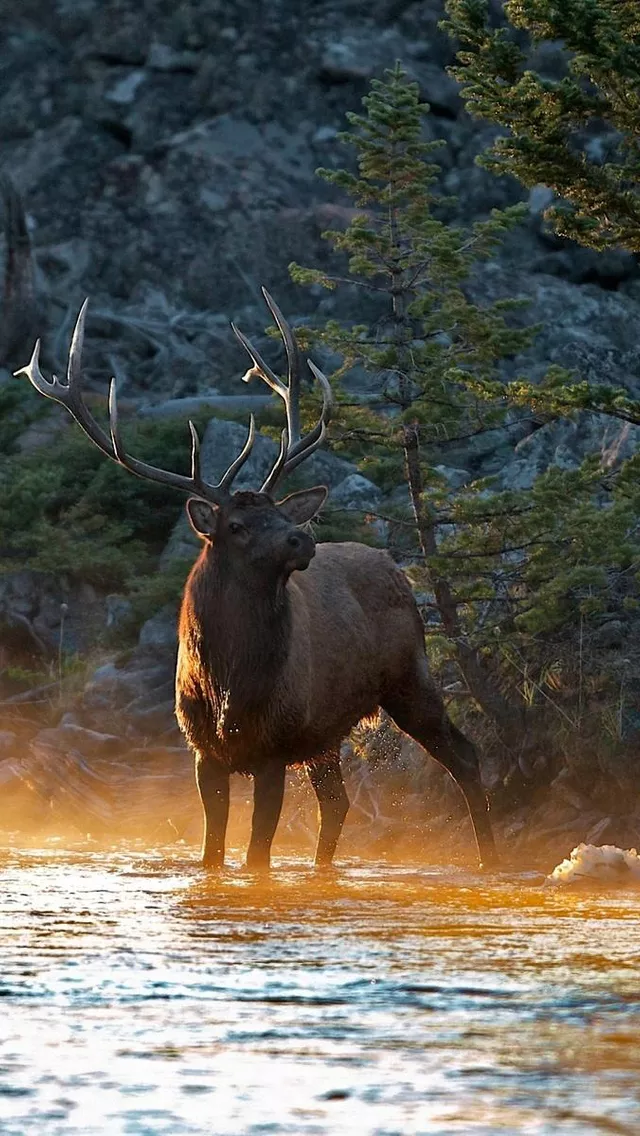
left=16, top=290, right=497, bottom=870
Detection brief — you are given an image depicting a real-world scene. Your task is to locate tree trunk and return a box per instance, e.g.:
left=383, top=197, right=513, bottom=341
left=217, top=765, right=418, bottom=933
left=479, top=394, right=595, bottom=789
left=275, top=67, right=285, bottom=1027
left=385, top=197, right=524, bottom=749
left=402, top=421, right=525, bottom=746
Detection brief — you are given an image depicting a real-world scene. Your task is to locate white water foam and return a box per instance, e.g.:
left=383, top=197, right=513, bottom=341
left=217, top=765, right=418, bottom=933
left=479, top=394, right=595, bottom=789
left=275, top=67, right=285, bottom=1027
left=548, top=843, right=640, bottom=886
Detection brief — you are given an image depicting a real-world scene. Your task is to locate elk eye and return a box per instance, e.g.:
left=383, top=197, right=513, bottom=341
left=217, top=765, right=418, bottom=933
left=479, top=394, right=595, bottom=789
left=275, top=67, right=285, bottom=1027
left=228, top=521, right=244, bottom=535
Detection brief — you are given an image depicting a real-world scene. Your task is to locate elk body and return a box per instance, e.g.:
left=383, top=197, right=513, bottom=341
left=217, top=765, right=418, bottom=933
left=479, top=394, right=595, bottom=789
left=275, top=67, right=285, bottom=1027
left=17, top=290, right=497, bottom=870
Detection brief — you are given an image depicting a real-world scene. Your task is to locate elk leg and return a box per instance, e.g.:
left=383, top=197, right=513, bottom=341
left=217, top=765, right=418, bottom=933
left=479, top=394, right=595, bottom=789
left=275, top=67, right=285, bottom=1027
left=246, top=761, right=286, bottom=870
left=382, top=690, right=497, bottom=869
left=307, top=756, right=350, bottom=867
left=196, top=755, right=230, bottom=869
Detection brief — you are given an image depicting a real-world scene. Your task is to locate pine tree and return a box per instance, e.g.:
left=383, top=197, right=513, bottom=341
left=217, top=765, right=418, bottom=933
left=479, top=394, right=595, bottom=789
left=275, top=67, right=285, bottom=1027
left=290, top=63, right=640, bottom=799
left=444, top=0, right=640, bottom=252
left=444, top=2, right=640, bottom=425
left=291, top=63, right=535, bottom=739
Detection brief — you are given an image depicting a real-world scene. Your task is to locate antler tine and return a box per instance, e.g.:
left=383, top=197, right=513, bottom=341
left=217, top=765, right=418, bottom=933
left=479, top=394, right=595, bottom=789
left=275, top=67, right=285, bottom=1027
left=261, top=362, right=332, bottom=490
left=108, top=376, right=126, bottom=464
left=107, top=375, right=229, bottom=500
left=231, top=316, right=295, bottom=491
left=232, top=297, right=301, bottom=452
left=282, top=359, right=333, bottom=463
left=218, top=414, right=257, bottom=493
left=15, top=300, right=257, bottom=506
left=278, top=420, right=328, bottom=478
left=261, top=288, right=301, bottom=445
left=233, top=291, right=334, bottom=497
left=231, top=322, right=287, bottom=398
left=188, top=420, right=201, bottom=481
left=66, top=296, right=90, bottom=397
left=308, top=361, right=333, bottom=424
left=260, top=296, right=333, bottom=461
left=260, top=428, right=289, bottom=496
left=15, top=302, right=115, bottom=457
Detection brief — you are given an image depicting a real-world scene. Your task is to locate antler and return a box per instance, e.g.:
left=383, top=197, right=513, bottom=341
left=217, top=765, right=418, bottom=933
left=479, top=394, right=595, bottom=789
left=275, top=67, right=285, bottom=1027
left=232, top=287, right=332, bottom=495
left=14, top=298, right=256, bottom=506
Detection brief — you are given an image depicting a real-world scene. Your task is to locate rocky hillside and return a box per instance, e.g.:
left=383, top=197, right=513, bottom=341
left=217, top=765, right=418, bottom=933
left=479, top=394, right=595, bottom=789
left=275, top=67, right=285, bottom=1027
left=4, top=0, right=638, bottom=381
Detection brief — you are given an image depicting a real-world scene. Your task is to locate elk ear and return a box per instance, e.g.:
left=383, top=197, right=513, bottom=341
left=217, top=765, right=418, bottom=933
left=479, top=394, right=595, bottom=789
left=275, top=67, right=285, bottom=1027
left=186, top=498, right=219, bottom=541
left=276, top=486, right=328, bottom=525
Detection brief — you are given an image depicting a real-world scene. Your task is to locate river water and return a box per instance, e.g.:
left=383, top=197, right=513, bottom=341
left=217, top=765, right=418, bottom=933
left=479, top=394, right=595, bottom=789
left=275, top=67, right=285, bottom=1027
left=1, top=846, right=640, bottom=1135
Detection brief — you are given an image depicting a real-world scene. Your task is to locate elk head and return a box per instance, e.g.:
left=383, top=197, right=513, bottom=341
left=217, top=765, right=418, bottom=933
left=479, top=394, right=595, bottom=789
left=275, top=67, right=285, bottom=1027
left=15, top=289, right=333, bottom=581
left=185, top=485, right=327, bottom=578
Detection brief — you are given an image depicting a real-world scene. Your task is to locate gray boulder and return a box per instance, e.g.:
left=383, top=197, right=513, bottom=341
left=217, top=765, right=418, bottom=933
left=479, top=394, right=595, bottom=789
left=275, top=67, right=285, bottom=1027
left=473, top=267, right=640, bottom=396
left=330, top=473, right=381, bottom=513
left=498, top=414, right=640, bottom=491
left=138, top=605, right=180, bottom=650
left=82, top=660, right=174, bottom=712
left=33, top=723, right=123, bottom=758
left=433, top=465, right=471, bottom=491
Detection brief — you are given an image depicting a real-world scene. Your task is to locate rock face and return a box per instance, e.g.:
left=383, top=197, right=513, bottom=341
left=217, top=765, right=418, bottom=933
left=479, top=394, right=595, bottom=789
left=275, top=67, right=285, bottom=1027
left=497, top=413, right=640, bottom=492
left=2, top=0, right=637, bottom=386
left=3, top=2, right=638, bottom=469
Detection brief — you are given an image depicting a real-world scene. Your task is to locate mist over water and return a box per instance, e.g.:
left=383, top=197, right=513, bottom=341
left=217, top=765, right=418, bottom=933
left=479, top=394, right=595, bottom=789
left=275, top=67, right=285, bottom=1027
left=1, top=844, right=640, bottom=1135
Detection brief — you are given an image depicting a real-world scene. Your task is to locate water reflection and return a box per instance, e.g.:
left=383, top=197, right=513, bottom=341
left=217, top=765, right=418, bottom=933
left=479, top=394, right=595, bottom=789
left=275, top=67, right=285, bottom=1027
left=1, top=846, right=639, bottom=1134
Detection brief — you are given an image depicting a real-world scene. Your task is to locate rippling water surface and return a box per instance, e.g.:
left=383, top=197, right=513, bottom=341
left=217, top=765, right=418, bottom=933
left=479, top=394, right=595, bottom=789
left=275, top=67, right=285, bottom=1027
left=1, top=846, right=640, bottom=1135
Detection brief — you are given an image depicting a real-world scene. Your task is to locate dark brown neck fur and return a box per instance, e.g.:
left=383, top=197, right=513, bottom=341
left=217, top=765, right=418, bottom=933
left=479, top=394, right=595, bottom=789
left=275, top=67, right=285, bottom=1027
left=183, top=544, right=291, bottom=720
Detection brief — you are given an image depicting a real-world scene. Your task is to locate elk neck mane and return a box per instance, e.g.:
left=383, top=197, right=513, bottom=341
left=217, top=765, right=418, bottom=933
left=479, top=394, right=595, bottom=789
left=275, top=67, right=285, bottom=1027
left=183, top=539, right=293, bottom=719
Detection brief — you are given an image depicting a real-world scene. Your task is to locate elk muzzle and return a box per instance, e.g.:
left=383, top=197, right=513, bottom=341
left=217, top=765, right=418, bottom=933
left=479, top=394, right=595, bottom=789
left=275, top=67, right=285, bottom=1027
left=284, top=529, right=316, bottom=574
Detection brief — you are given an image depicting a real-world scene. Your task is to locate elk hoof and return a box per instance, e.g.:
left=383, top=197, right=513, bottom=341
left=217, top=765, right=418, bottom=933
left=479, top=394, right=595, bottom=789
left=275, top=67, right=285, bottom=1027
left=313, top=859, right=338, bottom=874
left=243, top=853, right=271, bottom=874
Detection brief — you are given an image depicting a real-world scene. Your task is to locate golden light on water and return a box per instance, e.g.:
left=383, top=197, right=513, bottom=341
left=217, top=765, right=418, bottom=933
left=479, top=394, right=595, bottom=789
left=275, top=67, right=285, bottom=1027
left=2, top=840, right=640, bottom=1134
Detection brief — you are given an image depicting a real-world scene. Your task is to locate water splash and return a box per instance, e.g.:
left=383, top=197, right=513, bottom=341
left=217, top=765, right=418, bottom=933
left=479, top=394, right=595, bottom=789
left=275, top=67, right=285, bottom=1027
left=548, top=843, right=640, bottom=887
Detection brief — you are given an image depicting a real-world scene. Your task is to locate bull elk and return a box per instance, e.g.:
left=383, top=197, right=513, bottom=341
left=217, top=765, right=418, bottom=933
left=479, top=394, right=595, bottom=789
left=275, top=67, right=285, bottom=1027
left=16, top=289, right=497, bottom=870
